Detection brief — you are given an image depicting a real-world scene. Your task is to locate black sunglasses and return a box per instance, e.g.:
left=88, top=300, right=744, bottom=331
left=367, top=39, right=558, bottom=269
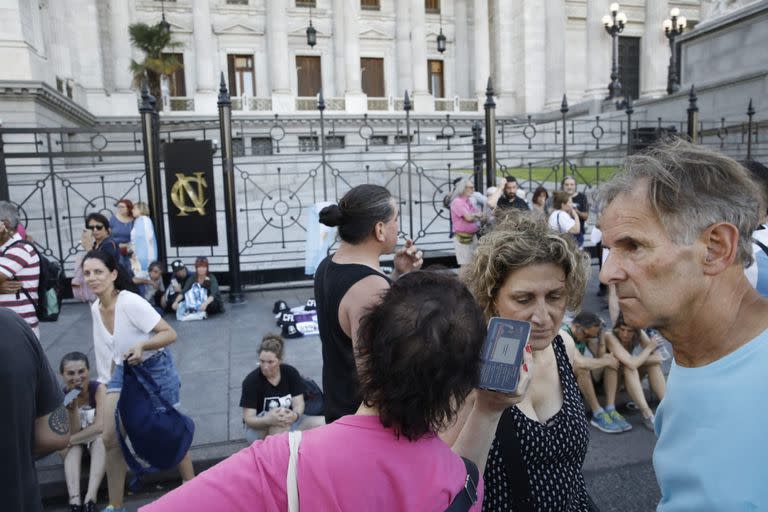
left=86, top=224, right=105, bottom=231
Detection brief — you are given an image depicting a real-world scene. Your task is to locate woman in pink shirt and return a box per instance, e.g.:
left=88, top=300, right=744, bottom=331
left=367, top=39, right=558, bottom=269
left=142, top=271, right=532, bottom=512
left=450, top=178, right=484, bottom=267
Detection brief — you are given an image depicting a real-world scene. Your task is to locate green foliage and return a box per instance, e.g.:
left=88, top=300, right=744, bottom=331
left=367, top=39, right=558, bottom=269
left=128, top=22, right=184, bottom=106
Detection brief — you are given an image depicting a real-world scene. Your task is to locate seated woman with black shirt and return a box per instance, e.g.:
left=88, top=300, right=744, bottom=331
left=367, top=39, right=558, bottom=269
left=240, top=334, right=306, bottom=442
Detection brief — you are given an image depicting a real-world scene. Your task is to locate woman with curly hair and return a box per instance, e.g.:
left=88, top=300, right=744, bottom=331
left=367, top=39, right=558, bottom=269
left=144, top=270, right=532, bottom=511
left=448, top=211, right=594, bottom=511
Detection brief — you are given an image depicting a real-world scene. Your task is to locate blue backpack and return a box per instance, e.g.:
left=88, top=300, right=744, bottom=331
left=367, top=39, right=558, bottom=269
left=116, top=363, right=195, bottom=490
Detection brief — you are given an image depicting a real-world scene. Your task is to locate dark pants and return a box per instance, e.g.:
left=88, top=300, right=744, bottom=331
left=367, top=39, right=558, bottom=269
left=205, top=297, right=224, bottom=316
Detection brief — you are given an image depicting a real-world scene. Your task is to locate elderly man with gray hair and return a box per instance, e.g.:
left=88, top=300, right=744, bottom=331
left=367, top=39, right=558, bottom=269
left=0, top=201, right=40, bottom=338
left=598, top=139, right=768, bottom=510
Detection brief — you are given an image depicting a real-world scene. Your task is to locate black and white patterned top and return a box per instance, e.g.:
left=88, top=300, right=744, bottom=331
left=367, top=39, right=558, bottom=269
left=483, top=335, right=591, bottom=511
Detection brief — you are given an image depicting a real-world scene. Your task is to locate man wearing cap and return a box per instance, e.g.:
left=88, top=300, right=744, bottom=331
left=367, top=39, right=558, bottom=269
left=162, top=259, right=190, bottom=313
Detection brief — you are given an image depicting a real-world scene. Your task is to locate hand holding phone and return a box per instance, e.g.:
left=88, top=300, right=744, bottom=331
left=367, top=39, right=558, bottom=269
left=63, top=388, right=82, bottom=408
left=478, top=317, right=532, bottom=395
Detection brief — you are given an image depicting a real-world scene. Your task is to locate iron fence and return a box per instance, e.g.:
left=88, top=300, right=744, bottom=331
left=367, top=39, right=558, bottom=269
left=0, top=82, right=765, bottom=290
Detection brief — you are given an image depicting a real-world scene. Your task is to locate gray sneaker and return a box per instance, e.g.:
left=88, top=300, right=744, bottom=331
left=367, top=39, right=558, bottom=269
left=590, top=411, right=624, bottom=434
left=642, top=413, right=656, bottom=432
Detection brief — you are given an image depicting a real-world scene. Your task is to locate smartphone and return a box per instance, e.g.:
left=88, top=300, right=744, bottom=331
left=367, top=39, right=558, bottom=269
left=478, top=317, right=531, bottom=394
left=63, top=388, right=82, bottom=407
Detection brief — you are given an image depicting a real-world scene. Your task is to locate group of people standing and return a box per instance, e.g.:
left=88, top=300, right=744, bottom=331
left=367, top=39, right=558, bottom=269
left=449, top=174, right=590, bottom=268
left=145, top=139, right=768, bottom=511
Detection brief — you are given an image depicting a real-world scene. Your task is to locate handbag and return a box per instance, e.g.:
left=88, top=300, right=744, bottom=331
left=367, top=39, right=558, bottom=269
left=284, top=430, right=479, bottom=512
left=301, top=376, right=325, bottom=416
left=116, top=362, right=195, bottom=490
left=454, top=232, right=475, bottom=245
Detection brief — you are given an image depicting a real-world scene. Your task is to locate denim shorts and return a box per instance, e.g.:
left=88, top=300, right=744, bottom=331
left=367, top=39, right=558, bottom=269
left=106, top=350, right=181, bottom=408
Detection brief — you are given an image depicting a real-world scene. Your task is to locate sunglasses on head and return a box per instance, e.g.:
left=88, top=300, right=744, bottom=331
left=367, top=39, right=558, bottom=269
left=86, top=224, right=105, bottom=231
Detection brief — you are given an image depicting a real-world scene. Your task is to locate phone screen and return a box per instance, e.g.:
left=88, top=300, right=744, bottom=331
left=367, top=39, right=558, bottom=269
left=478, top=317, right=531, bottom=394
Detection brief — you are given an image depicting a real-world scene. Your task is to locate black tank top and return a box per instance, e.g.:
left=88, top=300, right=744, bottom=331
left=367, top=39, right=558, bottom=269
left=314, top=255, right=391, bottom=423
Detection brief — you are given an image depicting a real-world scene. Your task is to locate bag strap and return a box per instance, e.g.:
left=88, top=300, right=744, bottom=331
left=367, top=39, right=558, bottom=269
left=496, top=408, right=535, bottom=511
left=444, top=456, right=479, bottom=512
left=754, top=237, right=768, bottom=258
left=287, top=430, right=302, bottom=512
left=2, top=240, right=40, bottom=308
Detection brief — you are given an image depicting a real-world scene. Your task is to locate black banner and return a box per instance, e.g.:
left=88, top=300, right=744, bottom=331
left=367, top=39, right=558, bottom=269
left=164, top=140, right=219, bottom=247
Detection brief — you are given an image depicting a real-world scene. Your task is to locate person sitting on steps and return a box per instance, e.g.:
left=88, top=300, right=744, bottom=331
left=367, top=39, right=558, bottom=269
left=563, top=312, right=631, bottom=433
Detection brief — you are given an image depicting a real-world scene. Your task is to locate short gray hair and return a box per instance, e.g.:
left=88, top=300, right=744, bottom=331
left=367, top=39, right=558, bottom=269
left=599, top=138, right=760, bottom=267
left=0, top=201, right=20, bottom=230
left=453, top=178, right=474, bottom=199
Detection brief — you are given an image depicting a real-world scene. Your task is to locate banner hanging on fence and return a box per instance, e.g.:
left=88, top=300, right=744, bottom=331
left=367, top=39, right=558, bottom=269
left=164, top=140, right=219, bottom=247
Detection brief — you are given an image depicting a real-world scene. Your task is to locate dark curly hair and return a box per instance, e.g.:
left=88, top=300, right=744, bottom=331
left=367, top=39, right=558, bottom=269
left=355, top=270, right=486, bottom=441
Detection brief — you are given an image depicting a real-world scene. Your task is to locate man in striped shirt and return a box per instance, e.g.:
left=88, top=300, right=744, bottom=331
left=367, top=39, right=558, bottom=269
left=0, top=201, right=40, bottom=337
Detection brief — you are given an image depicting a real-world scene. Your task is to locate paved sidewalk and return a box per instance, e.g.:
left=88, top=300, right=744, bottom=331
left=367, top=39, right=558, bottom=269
left=37, top=286, right=323, bottom=499
left=39, top=266, right=662, bottom=511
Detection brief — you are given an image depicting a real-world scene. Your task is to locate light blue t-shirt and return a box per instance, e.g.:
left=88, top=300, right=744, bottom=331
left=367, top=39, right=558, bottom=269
left=654, top=329, right=768, bottom=511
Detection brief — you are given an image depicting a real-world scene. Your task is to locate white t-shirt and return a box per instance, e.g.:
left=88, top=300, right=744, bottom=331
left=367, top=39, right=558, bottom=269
left=549, top=210, right=575, bottom=234
left=91, top=290, right=162, bottom=384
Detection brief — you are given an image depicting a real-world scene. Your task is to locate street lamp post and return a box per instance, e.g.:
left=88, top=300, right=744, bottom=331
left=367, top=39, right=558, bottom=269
left=663, top=8, right=687, bottom=95
left=602, top=3, right=627, bottom=104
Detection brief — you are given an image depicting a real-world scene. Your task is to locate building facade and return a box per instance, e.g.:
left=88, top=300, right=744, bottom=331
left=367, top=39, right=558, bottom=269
left=1, top=0, right=705, bottom=125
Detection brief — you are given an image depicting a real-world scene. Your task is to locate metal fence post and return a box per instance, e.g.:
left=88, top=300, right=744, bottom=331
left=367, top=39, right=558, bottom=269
left=687, top=85, right=699, bottom=143
left=484, top=77, right=497, bottom=189
left=560, top=95, right=569, bottom=184
left=472, top=121, right=484, bottom=193
left=0, top=131, right=8, bottom=201
left=625, top=96, right=634, bottom=155
left=139, top=81, right=168, bottom=266
left=217, top=73, right=245, bottom=304
left=317, top=90, right=328, bottom=201
left=404, top=91, right=415, bottom=240
left=747, top=98, right=755, bottom=161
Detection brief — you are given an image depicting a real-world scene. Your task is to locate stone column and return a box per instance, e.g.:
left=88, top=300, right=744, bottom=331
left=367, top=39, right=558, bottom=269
left=494, top=0, right=521, bottom=114
left=544, top=0, right=566, bottom=110
left=266, top=0, right=293, bottom=112
left=47, top=0, right=72, bottom=83
left=640, top=0, right=669, bottom=98
left=70, top=0, right=105, bottom=110
left=343, top=0, right=366, bottom=112
left=332, top=0, right=346, bottom=97
left=585, top=0, right=611, bottom=102
left=410, top=0, right=432, bottom=111
left=473, top=0, right=491, bottom=100
left=395, top=0, right=412, bottom=96
left=109, top=0, right=133, bottom=92
left=192, top=0, right=217, bottom=114
left=453, top=0, right=469, bottom=98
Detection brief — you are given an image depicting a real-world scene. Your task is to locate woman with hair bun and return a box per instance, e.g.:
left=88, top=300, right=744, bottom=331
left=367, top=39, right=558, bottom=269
left=239, top=334, right=308, bottom=443
left=314, top=184, right=424, bottom=424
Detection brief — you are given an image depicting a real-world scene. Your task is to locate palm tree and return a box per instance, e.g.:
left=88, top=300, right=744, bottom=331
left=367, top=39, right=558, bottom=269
left=128, top=22, right=184, bottom=109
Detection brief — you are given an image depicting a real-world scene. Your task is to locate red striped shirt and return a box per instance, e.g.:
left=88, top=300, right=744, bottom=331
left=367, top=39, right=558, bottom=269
left=0, top=233, right=40, bottom=329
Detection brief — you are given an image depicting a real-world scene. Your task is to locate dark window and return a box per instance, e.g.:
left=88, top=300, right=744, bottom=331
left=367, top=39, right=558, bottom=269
left=227, top=54, right=255, bottom=97
left=394, top=135, right=413, bottom=145
left=428, top=59, right=444, bottom=98
left=232, top=137, right=245, bottom=157
left=251, top=137, right=273, bottom=156
left=325, top=136, right=345, bottom=149
left=618, top=36, right=640, bottom=102
left=56, top=77, right=64, bottom=94
left=163, top=53, right=186, bottom=96
left=371, top=135, right=388, bottom=146
left=426, top=0, right=440, bottom=14
left=226, top=0, right=248, bottom=3
left=299, top=136, right=319, bottom=152
left=296, top=0, right=316, bottom=7
left=296, top=56, right=322, bottom=97
left=361, top=0, right=380, bottom=9
left=66, top=81, right=73, bottom=99
left=361, top=58, right=385, bottom=97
